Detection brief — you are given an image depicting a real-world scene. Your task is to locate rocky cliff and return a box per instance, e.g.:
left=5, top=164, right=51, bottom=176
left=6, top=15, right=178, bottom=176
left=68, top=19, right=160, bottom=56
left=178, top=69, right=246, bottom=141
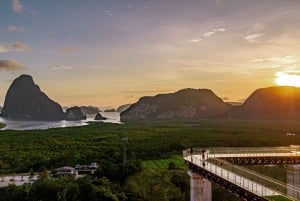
left=121, top=88, right=231, bottom=121
left=0, top=74, right=65, bottom=121
left=233, top=86, right=300, bottom=119
left=94, top=113, right=107, bottom=120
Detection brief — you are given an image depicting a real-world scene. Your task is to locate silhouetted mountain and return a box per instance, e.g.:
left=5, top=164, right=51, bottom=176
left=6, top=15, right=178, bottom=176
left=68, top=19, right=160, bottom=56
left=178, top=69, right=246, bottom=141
left=121, top=88, right=231, bottom=121
left=80, top=106, right=101, bottom=115
left=233, top=86, right=300, bottom=119
left=116, top=104, right=131, bottom=113
left=66, top=106, right=86, bottom=120
left=0, top=74, right=65, bottom=121
left=104, top=109, right=116, bottom=112
left=94, top=113, right=107, bottom=120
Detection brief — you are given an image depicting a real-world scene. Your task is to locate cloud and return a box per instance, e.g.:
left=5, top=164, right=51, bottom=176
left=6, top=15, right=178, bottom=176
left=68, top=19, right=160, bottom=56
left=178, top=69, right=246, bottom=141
left=89, top=65, right=103, bottom=69
left=251, top=56, right=296, bottom=64
left=286, top=71, right=300, bottom=76
left=250, top=23, right=266, bottom=33
left=203, top=31, right=216, bottom=37
left=105, top=10, right=113, bottom=16
left=0, top=45, right=6, bottom=53
left=245, top=33, right=265, bottom=43
left=188, top=27, right=226, bottom=43
left=8, top=25, right=24, bottom=32
left=49, top=65, right=73, bottom=70
left=215, top=28, right=226, bottom=32
left=243, top=23, right=267, bottom=44
left=12, top=41, right=31, bottom=51
left=12, top=0, right=23, bottom=13
left=188, top=38, right=203, bottom=43
left=0, top=41, right=31, bottom=52
left=0, top=59, right=26, bottom=71
left=203, top=28, right=226, bottom=37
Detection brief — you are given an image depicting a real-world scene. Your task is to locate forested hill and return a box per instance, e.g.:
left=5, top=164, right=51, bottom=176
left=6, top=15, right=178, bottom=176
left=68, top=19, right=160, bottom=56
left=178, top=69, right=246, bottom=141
left=0, top=74, right=65, bottom=121
left=232, top=86, right=300, bottom=119
left=121, top=88, right=231, bottom=120
left=121, top=86, right=300, bottom=121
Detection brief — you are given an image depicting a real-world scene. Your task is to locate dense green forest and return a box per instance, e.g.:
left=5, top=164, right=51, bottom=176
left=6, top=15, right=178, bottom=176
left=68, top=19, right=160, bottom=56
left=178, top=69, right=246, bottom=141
left=0, top=120, right=299, bottom=200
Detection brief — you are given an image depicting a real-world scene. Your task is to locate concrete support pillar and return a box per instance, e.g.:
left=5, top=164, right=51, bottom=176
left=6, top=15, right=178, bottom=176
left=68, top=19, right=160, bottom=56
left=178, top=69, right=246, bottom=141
left=188, top=170, right=212, bottom=201
left=286, top=164, right=300, bottom=200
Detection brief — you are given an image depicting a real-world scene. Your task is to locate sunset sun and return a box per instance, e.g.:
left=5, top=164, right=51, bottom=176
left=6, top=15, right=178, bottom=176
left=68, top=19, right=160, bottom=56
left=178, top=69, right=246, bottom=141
left=275, top=72, right=300, bottom=87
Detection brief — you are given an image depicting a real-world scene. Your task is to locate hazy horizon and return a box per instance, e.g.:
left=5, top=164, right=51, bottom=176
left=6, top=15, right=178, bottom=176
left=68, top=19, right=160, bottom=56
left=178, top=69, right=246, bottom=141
left=1, top=0, right=300, bottom=108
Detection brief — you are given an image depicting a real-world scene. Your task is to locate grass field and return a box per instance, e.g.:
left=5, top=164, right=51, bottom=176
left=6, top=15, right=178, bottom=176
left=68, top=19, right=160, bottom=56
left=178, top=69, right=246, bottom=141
left=265, top=195, right=293, bottom=201
left=142, top=155, right=187, bottom=170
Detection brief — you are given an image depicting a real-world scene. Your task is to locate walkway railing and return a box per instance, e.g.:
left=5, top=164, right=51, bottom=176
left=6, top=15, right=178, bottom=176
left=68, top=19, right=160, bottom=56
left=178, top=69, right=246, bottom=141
left=183, top=146, right=300, bottom=201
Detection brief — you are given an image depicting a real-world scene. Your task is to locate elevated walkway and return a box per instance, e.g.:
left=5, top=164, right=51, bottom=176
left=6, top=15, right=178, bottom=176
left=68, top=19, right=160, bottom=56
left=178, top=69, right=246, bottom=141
left=183, top=146, right=300, bottom=201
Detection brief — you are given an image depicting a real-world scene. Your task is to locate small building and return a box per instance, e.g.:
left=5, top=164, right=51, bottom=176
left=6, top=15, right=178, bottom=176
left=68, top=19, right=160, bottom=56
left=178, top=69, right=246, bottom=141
left=89, top=162, right=98, bottom=169
left=75, top=164, right=81, bottom=170
left=75, top=162, right=99, bottom=175
left=53, top=166, right=77, bottom=177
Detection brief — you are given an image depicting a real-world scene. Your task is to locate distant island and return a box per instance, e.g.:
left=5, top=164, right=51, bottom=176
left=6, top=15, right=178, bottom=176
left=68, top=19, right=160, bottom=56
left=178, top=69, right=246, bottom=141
left=0, top=75, right=96, bottom=121
left=104, top=109, right=116, bottom=112
left=2, top=74, right=300, bottom=122
left=94, top=113, right=107, bottom=120
left=0, top=75, right=65, bottom=121
left=65, top=106, right=86, bottom=121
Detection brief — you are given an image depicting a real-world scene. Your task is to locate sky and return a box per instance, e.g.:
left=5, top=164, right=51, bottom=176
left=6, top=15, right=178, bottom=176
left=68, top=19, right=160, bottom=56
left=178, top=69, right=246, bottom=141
left=1, top=0, right=300, bottom=108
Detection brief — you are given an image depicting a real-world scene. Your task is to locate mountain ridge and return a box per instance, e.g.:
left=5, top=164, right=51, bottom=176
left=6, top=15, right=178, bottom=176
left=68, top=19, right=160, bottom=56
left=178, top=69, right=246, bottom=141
left=121, top=88, right=232, bottom=120
left=2, top=74, right=300, bottom=121
left=121, top=86, right=300, bottom=121
left=232, top=86, right=300, bottom=119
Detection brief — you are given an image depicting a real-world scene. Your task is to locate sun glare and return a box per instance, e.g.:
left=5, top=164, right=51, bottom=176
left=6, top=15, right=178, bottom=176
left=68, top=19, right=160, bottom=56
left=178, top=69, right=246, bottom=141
left=275, top=72, right=300, bottom=87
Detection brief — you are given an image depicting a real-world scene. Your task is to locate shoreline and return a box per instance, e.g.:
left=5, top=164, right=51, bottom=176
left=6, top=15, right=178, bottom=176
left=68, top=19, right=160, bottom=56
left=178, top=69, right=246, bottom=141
left=0, top=112, right=120, bottom=131
left=0, top=123, right=6, bottom=129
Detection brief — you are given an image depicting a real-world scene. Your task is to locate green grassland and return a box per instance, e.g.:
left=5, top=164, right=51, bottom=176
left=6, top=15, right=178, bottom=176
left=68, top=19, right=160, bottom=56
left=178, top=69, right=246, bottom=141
left=265, top=195, right=293, bottom=201
left=0, top=119, right=299, bottom=200
left=142, top=155, right=187, bottom=170
left=245, top=165, right=287, bottom=183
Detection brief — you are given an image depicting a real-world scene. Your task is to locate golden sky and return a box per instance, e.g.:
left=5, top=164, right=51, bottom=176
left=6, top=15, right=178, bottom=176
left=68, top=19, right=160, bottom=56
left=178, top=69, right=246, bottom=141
left=1, top=0, right=300, bottom=108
